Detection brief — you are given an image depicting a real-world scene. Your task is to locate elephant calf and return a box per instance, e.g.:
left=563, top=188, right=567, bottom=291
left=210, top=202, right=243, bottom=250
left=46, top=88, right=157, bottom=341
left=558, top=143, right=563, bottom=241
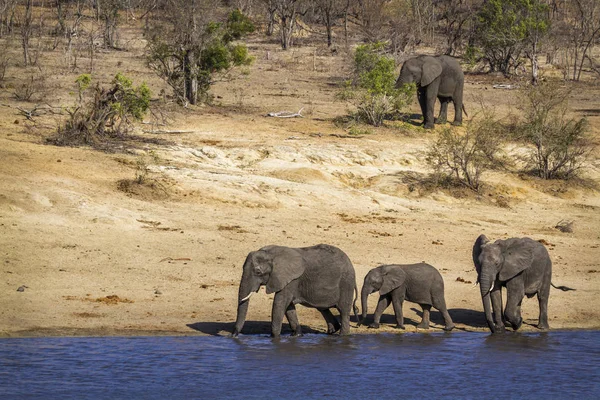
left=232, top=244, right=358, bottom=338
left=360, top=264, right=455, bottom=331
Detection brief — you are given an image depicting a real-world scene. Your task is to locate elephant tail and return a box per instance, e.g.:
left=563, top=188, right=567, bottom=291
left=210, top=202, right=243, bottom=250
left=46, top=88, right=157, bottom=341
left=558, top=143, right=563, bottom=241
left=462, top=104, right=469, bottom=118
left=551, top=282, right=576, bottom=291
left=352, top=285, right=360, bottom=326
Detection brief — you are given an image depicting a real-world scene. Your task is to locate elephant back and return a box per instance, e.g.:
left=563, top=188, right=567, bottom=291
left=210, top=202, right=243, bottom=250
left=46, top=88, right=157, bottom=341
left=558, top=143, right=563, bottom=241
left=401, top=263, right=443, bottom=305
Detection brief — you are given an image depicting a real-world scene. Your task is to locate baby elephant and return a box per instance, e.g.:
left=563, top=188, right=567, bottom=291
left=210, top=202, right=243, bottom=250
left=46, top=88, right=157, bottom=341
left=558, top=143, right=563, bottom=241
left=360, top=263, right=455, bottom=331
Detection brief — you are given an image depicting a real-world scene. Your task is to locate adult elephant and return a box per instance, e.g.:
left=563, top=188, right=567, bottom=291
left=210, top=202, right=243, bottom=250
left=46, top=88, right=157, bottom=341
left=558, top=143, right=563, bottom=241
left=396, top=55, right=465, bottom=129
left=232, top=244, right=358, bottom=338
left=359, top=263, right=455, bottom=331
left=473, top=235, right=574, bottom=333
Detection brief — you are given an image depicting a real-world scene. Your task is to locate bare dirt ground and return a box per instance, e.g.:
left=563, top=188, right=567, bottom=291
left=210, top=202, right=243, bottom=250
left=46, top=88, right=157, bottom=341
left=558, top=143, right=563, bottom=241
left=1, top=30, right=599, bottom=337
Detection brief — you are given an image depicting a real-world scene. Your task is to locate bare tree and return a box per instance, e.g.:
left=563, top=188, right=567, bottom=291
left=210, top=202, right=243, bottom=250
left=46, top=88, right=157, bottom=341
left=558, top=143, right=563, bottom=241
left=314, top=0, right=347, bottom=47
left=19, top=0, right=34, bottom=66
left=0, top=0, right=17, bottom=37
left=276, top=0, right=302, bottom=49
left=568, top=0, right=600, bottom=81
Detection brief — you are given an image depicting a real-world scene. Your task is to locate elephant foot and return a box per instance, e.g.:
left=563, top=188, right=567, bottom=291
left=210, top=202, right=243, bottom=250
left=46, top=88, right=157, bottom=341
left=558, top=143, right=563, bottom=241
left=291, top=328, right=303, bottom=337
left=493, top=324, right=506, bottom=333
left=394, top=324, right=405, bottom=330
left=537, top=322, right=549, bottom=331
left=417, top=322, right=430, bottom=329
left=443, top=323, right=455, bottom=332
left=423, top=123, right=434, bottom=130
left=434, top=118, right=447, bottom=124
left=452, top=121, right=462, bottom=127
left=368, top=322, right=380, bottom=329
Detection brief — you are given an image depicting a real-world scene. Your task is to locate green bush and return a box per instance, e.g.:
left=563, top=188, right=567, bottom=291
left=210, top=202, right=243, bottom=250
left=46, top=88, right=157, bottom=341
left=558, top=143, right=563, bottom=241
left=339, top=42, right=415, bottom=126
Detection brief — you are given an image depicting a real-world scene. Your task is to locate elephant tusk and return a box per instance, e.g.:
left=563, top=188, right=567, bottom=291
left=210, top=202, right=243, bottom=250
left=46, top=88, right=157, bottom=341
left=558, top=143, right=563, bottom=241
left=472, top=281, right=478, bottom=288
left=489, top=284, right=494, bottom=293
left=240, top=292, right=253, bottom=302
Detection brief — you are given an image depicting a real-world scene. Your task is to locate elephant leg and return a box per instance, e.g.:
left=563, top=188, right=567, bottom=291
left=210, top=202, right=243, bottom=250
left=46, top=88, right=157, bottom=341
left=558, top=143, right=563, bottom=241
left=432, top=297, right=455, bottom=331
left=417, top=88, right=428, bottom=125
left=436, top=98, right=449, bottom=124
left=537, top=285, right=551, bottom=330
left=490, top=287, right=506, bottom=332
left=417, top=304, right=431, bottom=329
left=452, top=87, right=463, bottom=126
left=337, top=305, right=351, bottom=336
left=390, top=292, right=405, bottom=329
left=271, top=291, right=294, bottom=338
left=285, top=304, right=302, bottom=336
left=319, top=308, right=341, bottom=334
left=423, top=83, right=439, bottom=129
left=504, top=281, right=524, bottom=331
left=369, top=295, right=391, bottom=329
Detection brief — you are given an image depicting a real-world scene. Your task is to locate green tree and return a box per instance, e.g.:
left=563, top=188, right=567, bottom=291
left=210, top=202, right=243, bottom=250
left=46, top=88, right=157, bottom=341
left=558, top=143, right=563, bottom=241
left=477, top=0, right=549, bottom=76
left=147, top=3, right=254, bottom=105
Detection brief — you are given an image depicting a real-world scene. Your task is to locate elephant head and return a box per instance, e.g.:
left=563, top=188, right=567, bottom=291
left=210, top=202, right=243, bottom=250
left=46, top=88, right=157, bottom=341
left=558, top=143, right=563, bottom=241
left=360, top=266, right=407, bottom=323
left=232, top=246, right=305, bottom=336
left=472, top=235, right=535, bottom=332
left=396, top=56, right=443, bottom=88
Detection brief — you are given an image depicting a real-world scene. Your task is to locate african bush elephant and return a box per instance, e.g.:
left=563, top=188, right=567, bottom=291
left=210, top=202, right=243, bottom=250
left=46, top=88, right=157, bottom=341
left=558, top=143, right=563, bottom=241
left=232, top=244, right=358, bottom=338
left=396, top=55, right=465, bottom=129
left=473, top=235, right=574, bottom=333
left=359, top=263, right=455, bottom=331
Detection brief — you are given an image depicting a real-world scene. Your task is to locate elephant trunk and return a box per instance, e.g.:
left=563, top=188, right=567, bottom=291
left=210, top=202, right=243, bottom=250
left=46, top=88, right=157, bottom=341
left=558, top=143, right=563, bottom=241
left=232, top=297, right=249, bottom=337
left=359, top=285, right=370, bottom=325
left=232, top=259, right=259, bottom=337
left=480, top=274, right=496, bottom=333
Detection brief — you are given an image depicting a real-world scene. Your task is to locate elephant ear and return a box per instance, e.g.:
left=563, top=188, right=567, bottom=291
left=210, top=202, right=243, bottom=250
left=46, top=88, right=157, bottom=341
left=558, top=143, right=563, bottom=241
left=266, top=247, right=305, bottom=294
left=472, top=234, right=490, bottom=282
left=379, top=267, right=407, bottom=295
left=499, top=240, right=534, bottom=281
left=421, top=58, right=443, bottom=87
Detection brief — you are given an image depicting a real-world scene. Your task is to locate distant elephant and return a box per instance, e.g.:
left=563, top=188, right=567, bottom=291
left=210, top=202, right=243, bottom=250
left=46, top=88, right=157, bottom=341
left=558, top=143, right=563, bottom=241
left=232, top=244, right=358, bottom=338
left=396, top=55, right=466, bottom=129
left=473, top=235, right=574, bottom=333
left=359, top=263, right=455, bottom=331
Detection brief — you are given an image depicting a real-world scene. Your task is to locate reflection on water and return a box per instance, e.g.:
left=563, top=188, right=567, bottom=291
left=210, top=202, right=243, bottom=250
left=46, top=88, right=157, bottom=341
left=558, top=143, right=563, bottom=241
left=1, top=331, right=599, bottom=399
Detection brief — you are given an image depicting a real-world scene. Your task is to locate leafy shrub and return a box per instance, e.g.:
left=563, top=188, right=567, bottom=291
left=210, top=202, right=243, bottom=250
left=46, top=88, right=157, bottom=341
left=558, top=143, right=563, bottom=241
left=339, top=42, right=415, bottom=126
left=515, top=83, right=592, bottom=180
left=426, top=116, right=504, bottom=192
left=52, top=73, right=151, bottom=147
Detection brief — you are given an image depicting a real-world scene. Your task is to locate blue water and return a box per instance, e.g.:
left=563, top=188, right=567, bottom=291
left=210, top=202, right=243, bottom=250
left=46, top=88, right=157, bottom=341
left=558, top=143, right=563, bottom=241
left=1, top=331, right=599, bottom=399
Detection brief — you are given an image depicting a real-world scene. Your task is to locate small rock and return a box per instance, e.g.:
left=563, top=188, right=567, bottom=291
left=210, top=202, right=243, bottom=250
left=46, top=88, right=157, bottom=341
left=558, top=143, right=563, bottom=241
left=17, top=285, right=28, bottom=292
left=154, top=289, right=162, bottom=295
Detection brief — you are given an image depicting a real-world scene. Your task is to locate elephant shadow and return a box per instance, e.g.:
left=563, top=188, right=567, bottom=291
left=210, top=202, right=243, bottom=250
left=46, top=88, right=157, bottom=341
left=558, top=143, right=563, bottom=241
left=393, top=112, right=423, bottom=127
left=410, top=307, right=489, bottom=329
left=186, top=321, right=323, bottom=337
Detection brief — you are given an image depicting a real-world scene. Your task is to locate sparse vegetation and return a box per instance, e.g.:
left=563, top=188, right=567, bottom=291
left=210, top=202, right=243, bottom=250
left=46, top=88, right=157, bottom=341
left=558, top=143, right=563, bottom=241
left=426, top=115, right=504, bottom=192
left=514, top=82, right=594, bottom=180
left=52, top=73, right=151, bottom=147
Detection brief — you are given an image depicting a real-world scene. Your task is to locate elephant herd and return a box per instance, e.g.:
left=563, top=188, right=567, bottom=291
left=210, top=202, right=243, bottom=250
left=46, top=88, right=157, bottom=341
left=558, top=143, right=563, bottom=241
left=232, top=236, right=574, bottom=337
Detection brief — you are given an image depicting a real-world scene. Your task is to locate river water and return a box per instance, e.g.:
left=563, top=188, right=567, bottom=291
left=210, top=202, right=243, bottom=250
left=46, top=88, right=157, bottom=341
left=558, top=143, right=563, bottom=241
left=1, top=331, right=598, bottom=399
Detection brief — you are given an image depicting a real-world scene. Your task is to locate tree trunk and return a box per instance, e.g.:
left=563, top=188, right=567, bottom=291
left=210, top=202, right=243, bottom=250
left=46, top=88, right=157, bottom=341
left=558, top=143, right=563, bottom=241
left=183, top=51, right=197, bottom=105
